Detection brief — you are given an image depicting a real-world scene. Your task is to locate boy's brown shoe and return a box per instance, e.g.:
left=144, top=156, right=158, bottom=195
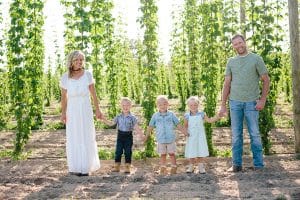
left=170, top=166, right=177, bottom=174
left=124, top=163, right=131, bottom=173
left=112, top=162, right=121, bottom=172
left=160, top=166, right=167, bottom=175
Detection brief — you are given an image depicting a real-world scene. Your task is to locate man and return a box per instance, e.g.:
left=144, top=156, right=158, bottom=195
left=219, top=34, right=270, bottom=172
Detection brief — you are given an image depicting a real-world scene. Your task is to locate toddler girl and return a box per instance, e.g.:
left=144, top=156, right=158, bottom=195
left=184, top=96, right=220, bottom=174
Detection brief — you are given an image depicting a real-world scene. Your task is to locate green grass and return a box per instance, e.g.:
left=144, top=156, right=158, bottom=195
left=0, top=149, right=32, bottom=160
left=44, top=121, right=65, bottom=131
left=214, top=148, right=232, bottom=158
left=98, top=148, right=114, bottom=160
left=98, top=148, right=158, bottom=160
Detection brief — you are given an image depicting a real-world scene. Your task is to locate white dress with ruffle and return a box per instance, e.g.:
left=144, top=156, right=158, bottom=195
left=60, top=70, right=100, bottom=173
left=184, top=112, right=209, bottom=158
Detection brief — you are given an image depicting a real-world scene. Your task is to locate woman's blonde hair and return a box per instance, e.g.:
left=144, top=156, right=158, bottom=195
left=66, top=50, right=85, bottom=77
left=186, top=96, right=200, bottom=105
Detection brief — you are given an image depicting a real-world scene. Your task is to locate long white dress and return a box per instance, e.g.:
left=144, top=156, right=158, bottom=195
left=60, top=70, right=100, bottom=173
left=184, top=112, right=209, bottom=158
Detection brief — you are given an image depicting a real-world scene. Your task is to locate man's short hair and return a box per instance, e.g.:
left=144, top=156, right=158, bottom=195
left=231, top=34, right=245, bottom=42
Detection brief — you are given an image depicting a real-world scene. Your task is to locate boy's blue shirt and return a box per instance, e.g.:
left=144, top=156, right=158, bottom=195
left=149, top=110, right=179, bottom=143
left=114, top=112, right=137, bottom=132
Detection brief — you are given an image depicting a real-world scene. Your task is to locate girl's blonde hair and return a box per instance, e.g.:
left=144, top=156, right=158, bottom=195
left=186, top=96, right=200, bottom=105
left=66, top=50, right=85, bottom=77
left=156, top=95, right=168, bottom=103
left=120, top=97, right=132, bottom=105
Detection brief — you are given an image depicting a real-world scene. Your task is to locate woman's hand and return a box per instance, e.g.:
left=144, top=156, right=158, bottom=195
left=95, top=109, right=103, bottom=120
left=61, top=113, right=67, bottom=124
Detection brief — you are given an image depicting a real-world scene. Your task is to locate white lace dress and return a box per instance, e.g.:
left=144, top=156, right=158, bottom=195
left=60, top=70, right=100, bottom=173
left=184, top=112, right=209, bottom=158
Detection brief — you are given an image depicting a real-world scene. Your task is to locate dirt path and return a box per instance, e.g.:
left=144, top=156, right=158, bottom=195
left=0, top=129, right=299, bottom=199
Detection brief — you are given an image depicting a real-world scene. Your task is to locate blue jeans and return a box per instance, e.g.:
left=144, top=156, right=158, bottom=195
left=115, top=130, right=133, bottom=163
left=229, top=100, right=264, bottom=168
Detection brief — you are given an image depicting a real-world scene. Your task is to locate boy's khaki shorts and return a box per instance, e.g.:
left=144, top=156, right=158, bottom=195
left=157, top=142, right=176, bottom=155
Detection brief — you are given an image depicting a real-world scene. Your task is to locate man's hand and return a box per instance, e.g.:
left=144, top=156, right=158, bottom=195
left=255, top=99, right=266, bottom=110
left=218, top=105, right=228, bottom=117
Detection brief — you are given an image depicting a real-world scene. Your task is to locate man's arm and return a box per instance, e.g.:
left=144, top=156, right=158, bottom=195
left=256, top=73, right=270, bottom=110
left=219, top=75, right=231, bottom=116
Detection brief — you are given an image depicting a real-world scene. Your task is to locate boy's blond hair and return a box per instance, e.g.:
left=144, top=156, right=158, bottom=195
left=186, top=96, right=200, bottom=105
left=120, top=97, right=132, bottom=105
left=156, top=95, right=168, bottom=103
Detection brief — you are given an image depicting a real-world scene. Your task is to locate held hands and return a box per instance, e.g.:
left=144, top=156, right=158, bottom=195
left=142, top=132, right=150, bottom=144
left=95, top=110, right=104, bottom=120
left=184, top=132, right=190, bottom=137
left=218, top=105, right=228, bottom=118
left=182, top=128, right=189, bottom=137
left=136, top=133, right=146, bottom=143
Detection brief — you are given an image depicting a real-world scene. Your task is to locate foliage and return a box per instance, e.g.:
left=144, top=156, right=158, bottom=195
left=60, top=0, right=92, bottom=59
left=45, top=58, right=52, bottom=107
left=60, top=0, right=76, bottom=56
left=90, top=0, right=107, bottom=99
left=44, top=121, right=66, bottom=131
left=185, top=0, right=201, bottom=96
left=25, top=0, right=45, bottom=129
left=246, top=0, right=285, bottom=155
left=0, top=71, right=10, bottom=130
left=139, top=0, right=159, bottom=157
left=0, top=149, right=13, bottom=159
left=278, top=54, right=292, bottom=103
left=98, top=148, right=114, bottom=160
left=198, top=1, right=222, bottom=156
left=52, top=45, right=64, bottom=102
left=103, top=1, right=119, bottom=118
left=115, top=38, right=130, bottom=97
left=7, top=0, right=32, bottom=157
left=98, top=148, right=155, bottom=160
left=170, top=6, right=189, bottom=111
left=215, top=148, right=232, bottom=158
left=0, top=2, right=5, bottom=67
left=73, top=0, right=91, bottom=60
left=157, top=63, right=168, bottom=95
left=131, top=39, right=144, bottom=104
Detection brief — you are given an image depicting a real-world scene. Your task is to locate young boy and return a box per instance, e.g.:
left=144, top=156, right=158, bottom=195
left=145, top=95, right=185, bottom=175
left=102, top=97, right=144, bottom=173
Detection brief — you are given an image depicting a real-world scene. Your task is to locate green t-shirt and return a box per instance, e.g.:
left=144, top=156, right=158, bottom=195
left=225, top=52, right=268, bottom=102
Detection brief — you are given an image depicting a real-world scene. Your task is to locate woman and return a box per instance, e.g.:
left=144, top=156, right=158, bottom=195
left=60, top=50, right=102, bottom=176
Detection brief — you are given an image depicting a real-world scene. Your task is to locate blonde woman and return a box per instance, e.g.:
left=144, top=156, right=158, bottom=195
left=60, top=50, right=103, bottom=176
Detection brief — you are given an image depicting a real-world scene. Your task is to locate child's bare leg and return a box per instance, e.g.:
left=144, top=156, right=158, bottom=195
left=160, top=154, right=167, bottom=166
left=169, top=153, right=177, bottom=174
left=158, top=154, right=167, bottom=174
left=198, top=157, right=205, bottom=164
left=169, top=153, right=176, bottom=166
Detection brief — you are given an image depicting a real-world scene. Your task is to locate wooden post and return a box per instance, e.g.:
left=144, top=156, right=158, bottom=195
left=288, top=0, right=300, bottom=153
